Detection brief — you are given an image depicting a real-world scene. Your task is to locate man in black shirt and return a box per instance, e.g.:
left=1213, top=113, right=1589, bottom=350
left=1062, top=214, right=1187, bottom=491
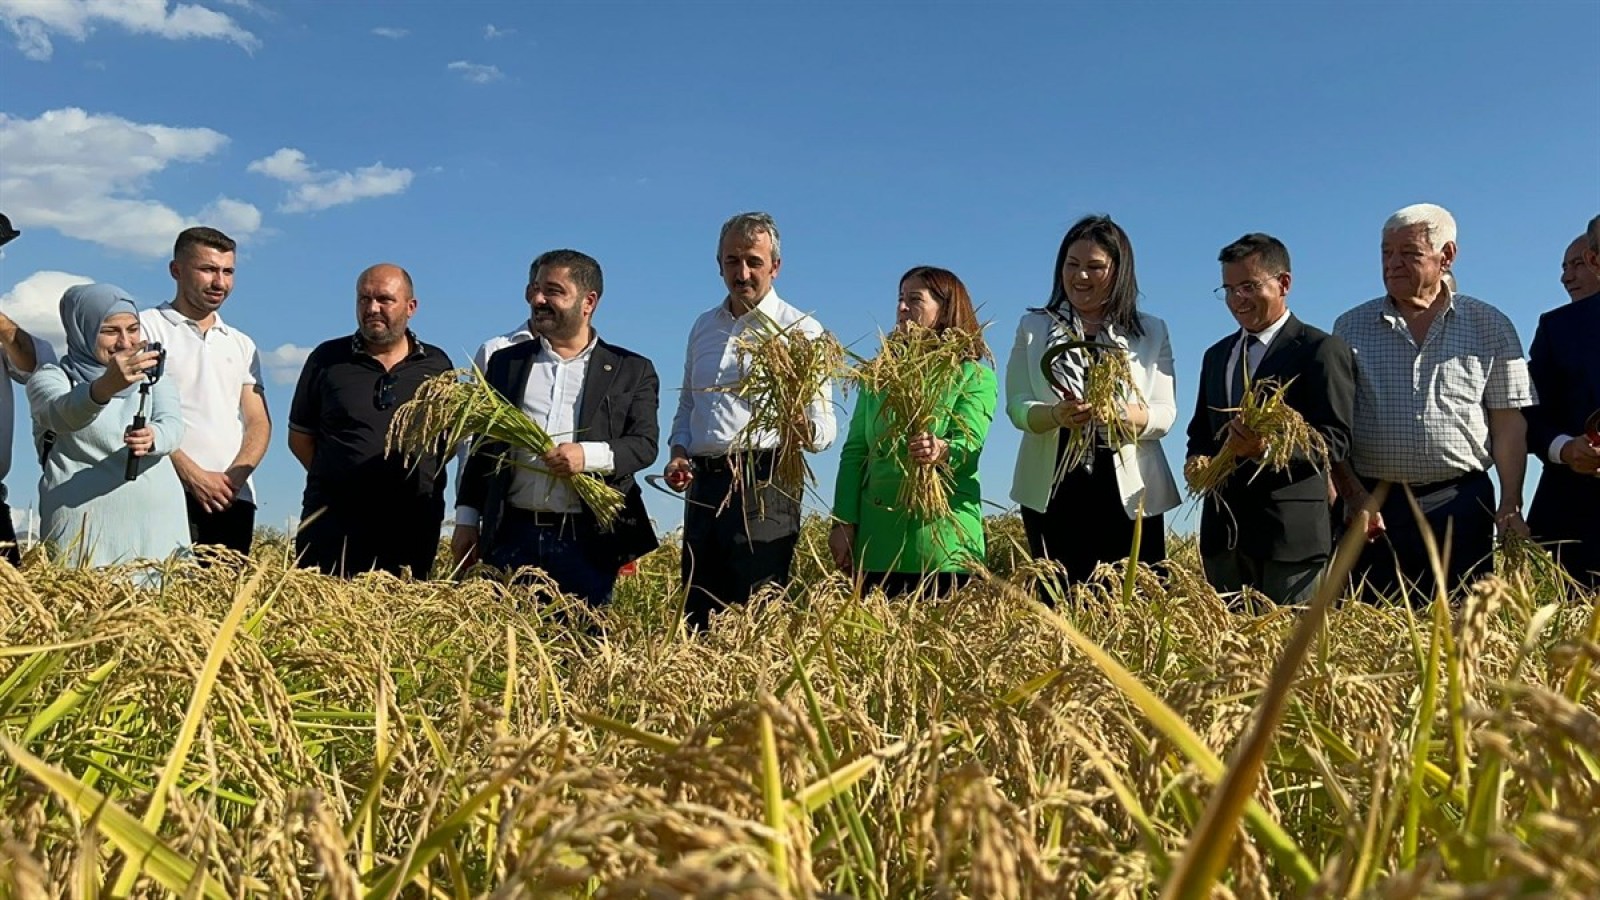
left=288, top=263, right=453, bottom=577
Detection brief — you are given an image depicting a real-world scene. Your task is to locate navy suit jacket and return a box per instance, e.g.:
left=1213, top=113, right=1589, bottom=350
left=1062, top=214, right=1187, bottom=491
left=457, top=337, right=660, bottom=569
left=1525, top=293, right=1600, bottom=544
left=1184, top=314, right=1355, bottom=564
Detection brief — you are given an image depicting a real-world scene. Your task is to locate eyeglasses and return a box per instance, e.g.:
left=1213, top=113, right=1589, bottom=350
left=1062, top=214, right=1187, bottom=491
left=1213, top=275, right=1284, bottom=302
left=374, top=373, right=399, bottom=411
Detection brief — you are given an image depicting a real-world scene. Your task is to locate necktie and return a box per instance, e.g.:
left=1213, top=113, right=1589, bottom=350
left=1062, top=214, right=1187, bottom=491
left=1231, top=334, right=1259, bottom=406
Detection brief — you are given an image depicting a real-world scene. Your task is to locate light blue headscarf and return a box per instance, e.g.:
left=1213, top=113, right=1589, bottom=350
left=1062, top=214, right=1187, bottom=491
left=59, top=283, right=138, bottom=386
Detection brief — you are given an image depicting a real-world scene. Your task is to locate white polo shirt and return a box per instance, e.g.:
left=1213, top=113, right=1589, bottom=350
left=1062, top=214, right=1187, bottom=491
left=138, top=303, right=264, bottom=505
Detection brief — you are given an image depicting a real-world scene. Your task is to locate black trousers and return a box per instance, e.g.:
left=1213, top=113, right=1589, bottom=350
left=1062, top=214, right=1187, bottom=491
left=1022, top=443, right=1167, bottom=586
left=862, top=570, right=968, bottom=600
left=185, top=494, right=256, bottom=559
left=1348, top=470, right=1494, bottom=605
left=295, top=501, right=442, bottom=580
left=0, top=497, right=18, bottom=568
left=680, top=451, right=799, bottom=631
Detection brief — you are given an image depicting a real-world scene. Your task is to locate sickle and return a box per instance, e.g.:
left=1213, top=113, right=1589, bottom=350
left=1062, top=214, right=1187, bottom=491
left=1039, top=339, right=1126, bottom=395
left=1586, top=408, right=1600, bottom=447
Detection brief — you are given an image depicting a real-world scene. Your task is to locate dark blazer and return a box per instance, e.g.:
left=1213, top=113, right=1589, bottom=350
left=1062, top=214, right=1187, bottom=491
left=1184, top=314, right=1355, bottom=564
left=1524, top=294, right=1600, bottom=549
left=457, top=337, right=660, bottom=569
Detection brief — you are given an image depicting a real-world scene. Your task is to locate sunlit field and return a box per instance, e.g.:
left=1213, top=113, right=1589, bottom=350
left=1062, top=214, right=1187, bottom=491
left=2, top=515, right=1596, bottom=898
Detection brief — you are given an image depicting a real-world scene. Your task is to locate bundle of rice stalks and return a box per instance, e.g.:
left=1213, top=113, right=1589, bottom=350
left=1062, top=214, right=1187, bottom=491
left=1040, top=340, right=1139, bottom=476
left=1185, top=376, right=1328, bottom=496
left=716, top=315, right=845, bottom=497
left=386, top=368, right=625, bottom=529
left=849, top=323, right=988, bottom=519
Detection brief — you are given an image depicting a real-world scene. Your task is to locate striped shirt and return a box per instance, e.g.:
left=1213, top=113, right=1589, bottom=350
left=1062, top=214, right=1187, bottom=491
left=1333, top=292, right=1535, bottom=484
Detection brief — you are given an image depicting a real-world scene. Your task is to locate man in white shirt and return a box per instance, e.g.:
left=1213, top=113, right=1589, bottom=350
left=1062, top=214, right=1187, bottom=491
left=664, top=211, right=837, bottom=630
left=0, top=213, right=51, bottom=567
left=452, top=250, right=659, bottom=604
left=139, top=227, right=271, bottom=558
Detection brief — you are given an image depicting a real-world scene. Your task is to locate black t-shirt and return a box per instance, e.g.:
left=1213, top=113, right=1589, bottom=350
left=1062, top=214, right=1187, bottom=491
left=288, top=332, right=454, bottom=513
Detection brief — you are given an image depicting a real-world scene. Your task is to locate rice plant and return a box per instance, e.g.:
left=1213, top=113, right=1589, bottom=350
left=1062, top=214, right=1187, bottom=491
left=1185, top=376, right=1329, bottom=496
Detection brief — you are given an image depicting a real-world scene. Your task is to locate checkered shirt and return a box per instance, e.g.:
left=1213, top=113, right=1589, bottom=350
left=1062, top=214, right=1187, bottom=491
left=1333, top=292, right=1535, bottom=484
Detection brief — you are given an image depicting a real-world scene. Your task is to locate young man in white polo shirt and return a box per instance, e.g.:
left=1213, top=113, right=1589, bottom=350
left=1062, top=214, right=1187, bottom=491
left=139, top=227, right=271, bottom=558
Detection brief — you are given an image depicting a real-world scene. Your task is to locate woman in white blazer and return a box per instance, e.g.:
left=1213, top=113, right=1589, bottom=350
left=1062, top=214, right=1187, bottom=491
left=1005, top=215, right=1180, bottom=584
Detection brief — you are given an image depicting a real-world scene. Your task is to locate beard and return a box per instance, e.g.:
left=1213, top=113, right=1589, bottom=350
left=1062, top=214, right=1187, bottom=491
left=360, top=318, right=403, bottom=347
left=532, top=305, right=581, bottom=340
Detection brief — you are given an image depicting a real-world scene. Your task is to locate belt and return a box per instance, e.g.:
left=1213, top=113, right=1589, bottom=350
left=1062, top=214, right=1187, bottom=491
left=690, top=449, right=775, bottom=475
left=1361, top=469, right=1485, bottom=497
left=503, top=506, right=582, bottom=529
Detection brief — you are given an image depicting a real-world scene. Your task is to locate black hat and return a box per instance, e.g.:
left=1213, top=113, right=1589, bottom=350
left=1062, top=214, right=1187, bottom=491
left=0, top=213, right=18, bottom=248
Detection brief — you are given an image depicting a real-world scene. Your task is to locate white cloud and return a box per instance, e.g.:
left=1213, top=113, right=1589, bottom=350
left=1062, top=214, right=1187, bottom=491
left=447, top=60, right=501, bottom=84
left=247, top=147, right=413, bottom=213
left=371, top=25, right=406, bottom=39
left=0, top=107, right=263, bottom=258
left=261, top=342, right=312, bottom=385
left=0, top=270, right=94, bottom=357
left=0, top=0, right=260, bottom=61
left=483, top=24, right=513, bottom=39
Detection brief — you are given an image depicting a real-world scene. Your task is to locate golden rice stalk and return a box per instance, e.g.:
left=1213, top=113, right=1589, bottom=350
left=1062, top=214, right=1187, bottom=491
left=849, top=323, right=987, bottom=520
left=715, top=315, right=845, bottom=498
left=1041, top=340, right=1140, bottom=477
left=1185, top=376, right=1328, bottom=496
left=385, top=368, right=625, bottom=530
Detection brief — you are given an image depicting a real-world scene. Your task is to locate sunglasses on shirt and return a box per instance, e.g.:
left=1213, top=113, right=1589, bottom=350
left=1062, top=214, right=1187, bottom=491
left=375, top=373, right=399, bottom=411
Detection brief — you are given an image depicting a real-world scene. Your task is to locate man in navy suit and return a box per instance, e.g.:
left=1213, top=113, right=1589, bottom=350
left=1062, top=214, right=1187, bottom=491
left=452, top=250, right=659, bottom=604
left=1525, top=216, right=1600, bottom=589
left=1185, top=233, right=1355, bottom=604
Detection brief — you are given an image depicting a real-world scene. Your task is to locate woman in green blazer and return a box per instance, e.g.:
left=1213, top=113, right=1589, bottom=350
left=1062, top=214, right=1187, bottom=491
left=829, top=266, right=997, bottom=598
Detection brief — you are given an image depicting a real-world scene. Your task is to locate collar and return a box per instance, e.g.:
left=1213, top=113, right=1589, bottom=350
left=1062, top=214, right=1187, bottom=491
left=723, top=288, right=784, bottom=322
left=1380, top=286, right=1456, bottom=323
left=534, top=332, right=599, bottom=362
left=1240, top=310, right=1292, bottom=346
left=158, top=301, right=231, bottom=334
left=350, top=329, right=425, bottom=360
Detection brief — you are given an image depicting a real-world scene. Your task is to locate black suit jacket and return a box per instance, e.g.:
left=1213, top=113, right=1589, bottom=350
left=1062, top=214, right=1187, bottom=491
left=1184, top=314, right=1355, bottom=564
left=457, top=337, right=660, bottom=569
left=1525, top=294, right=1600, bottom=544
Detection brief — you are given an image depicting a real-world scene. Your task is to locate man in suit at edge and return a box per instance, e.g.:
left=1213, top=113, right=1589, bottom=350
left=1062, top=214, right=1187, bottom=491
left=1185, top=233, right=1355, bottom=604
left=1525, top=215, right=1600, bottom=589
left=451, top=249, right=659, bottom=604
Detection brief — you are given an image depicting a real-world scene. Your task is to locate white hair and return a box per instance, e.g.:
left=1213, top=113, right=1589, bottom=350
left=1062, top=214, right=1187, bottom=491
left=1383, top=203, right=1457, bottom=251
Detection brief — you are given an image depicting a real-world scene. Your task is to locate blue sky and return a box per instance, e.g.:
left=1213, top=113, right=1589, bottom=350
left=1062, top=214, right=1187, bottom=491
left=2, top=0, right=1597, bottom=539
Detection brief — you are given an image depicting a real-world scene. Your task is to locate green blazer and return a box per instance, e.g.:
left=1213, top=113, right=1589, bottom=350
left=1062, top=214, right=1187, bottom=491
left=833, top=360, right=997, bottom=574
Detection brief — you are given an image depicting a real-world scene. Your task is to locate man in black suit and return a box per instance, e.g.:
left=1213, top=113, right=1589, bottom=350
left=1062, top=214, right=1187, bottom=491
left=1185, top=233, right=1355, bottom=604
left=1525, top=215, right=1600, bottom=589
left=452, top=250, right=659, bottom=604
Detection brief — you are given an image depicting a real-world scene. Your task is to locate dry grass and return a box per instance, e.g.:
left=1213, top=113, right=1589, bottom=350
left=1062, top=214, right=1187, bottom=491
left=846, top=323, right=989, bottom=520
left=1185, top=377, right=1329, bottom=496
left=713, top=315, right=845, bottom=501
left=387, top=368, right=626, bottom=529
left=0, top=523, right=1596, bottom=898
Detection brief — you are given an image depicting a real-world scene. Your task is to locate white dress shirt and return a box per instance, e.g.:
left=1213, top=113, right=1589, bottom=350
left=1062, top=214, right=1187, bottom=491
left=455, top=336, right=614, bottom=525
left=1223, top=309, right=1293, bottom=398
left=137, top=304, right=263, bottom=504
left=1, top=337, right=54, bottom=486
left=668, top=289, right=837, bottom=457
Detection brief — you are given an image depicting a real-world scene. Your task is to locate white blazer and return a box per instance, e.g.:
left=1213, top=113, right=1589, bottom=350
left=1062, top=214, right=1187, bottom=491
left=1005, top=309, right=1181, bottom=519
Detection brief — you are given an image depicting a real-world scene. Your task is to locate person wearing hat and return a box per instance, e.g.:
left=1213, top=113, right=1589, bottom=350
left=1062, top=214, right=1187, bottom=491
left=0, top=213, right=54, bottom=567
left=27, top=283, right=189, bottom=570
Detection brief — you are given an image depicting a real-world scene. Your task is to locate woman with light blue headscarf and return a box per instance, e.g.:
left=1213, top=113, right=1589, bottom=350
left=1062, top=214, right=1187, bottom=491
left=27, top=284, right=189, bottom=571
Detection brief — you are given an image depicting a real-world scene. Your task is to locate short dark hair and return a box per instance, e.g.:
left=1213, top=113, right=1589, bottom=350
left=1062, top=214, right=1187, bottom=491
left=1218, top=232, right=1292, bottom=274
left=530, top=249, right=603, bottom=299
left=174, top=226, right=236, bottom=260
left=1047, top=214, right=1143, bottom=338
left=900, top=265, right=990, bottom=361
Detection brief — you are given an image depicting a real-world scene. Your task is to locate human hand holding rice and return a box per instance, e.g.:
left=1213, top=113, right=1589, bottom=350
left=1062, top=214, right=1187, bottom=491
left=1186, top=376, right=1327, bottom=496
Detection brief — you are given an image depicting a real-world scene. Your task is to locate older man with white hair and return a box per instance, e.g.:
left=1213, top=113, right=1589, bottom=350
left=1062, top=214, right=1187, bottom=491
left=1331, top=203, right=1535, bottom=604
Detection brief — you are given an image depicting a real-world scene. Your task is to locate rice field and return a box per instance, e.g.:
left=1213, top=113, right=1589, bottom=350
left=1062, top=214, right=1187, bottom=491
left=1, top=516, right=1596, bottom=898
